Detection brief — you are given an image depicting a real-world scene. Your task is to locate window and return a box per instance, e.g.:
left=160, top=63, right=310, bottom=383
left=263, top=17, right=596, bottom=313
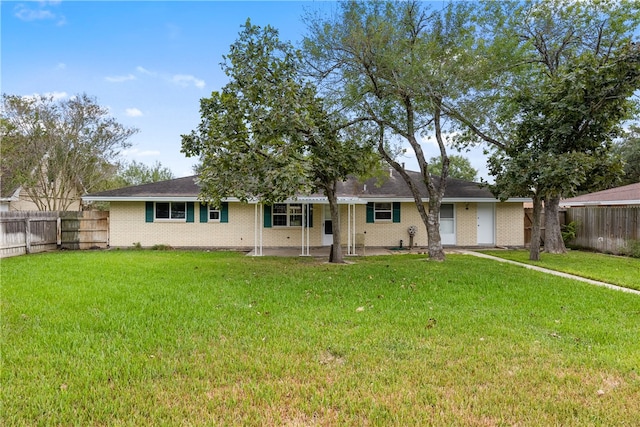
left=440, top=204, right=454, bottom=234
left=374, top=202, right=392, bottom=221
left=273, top=203, right=303, bottom=227
left=156, top=202, right=186, bottom=220
left=209, top=207, right=220, bottom=221
left=366, top=202, right=400, bottom=223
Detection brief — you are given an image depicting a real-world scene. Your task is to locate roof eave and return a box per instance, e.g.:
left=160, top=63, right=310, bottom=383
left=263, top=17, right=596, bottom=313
left=562, top=200, right=640, bottom=207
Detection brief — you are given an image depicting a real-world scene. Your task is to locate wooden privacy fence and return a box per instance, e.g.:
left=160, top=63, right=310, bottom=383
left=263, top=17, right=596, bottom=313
left=524, top=208, right=566, bottom=247
left=566, top=206, right=639, bottom=254
left=0, top=211, right=109, bottom=258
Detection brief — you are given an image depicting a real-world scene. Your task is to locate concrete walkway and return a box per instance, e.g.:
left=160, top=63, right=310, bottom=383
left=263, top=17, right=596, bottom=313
left=456, top=250, right=640, bottom=296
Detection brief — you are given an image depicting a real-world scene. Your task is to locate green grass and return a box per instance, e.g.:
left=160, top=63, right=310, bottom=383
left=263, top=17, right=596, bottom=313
left=481, top=249, right=640, bottom=291
left=2, top=250, right=639, bottom=425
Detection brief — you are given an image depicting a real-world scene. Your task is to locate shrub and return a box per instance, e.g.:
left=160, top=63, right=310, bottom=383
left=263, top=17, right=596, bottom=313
left=151, top=244, right=173, bottom=251
left=561, top=221, right=578, bottom=245
left=622, top=239, right=640, bottom=258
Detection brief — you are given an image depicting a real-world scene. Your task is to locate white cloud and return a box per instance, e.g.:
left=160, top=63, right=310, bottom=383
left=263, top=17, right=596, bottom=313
left=171, top=74, right=205, bottom=89
left=14, top=2, right=66, bottom=26
left=105, top=74, right=136, bottom=83
left=125, top=108, right=143, bottom=117
left=134, top=66, right=205, bottom=89
left=136, top=66, right=155, bottom=76
left=47, top=91, right=69, bottom=101
left=122, top=148, right=161, bottom=157
left=23, top=91, right=68, bottom=102
left=55, top=62, right=66, bottom=70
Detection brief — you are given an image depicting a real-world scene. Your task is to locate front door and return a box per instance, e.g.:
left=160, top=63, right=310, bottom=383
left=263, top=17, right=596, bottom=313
left=477, top=203, right=495, bottom=245
left=322, top=205, right=333, bottom=246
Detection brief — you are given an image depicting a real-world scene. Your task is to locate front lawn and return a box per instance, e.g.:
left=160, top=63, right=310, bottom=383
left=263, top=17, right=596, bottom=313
left=2, top=251, right=639, bottom=425
left=481, top=249, right=640, bottom=291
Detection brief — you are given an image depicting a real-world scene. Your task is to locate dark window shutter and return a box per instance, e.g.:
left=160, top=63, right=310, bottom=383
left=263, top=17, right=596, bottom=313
left=308, top=204, right=313, bottom=228
left=221, top=202, right=229, bottom=223
left=186, top=202, right=195, bottom=223
left=366, top=202, right=374, bottom=223
left=199, top=203, right=208, bottom=223
left=263, top=205, right=272, bottom=228
left=145, top=202, right=154, bottom=223
left=393, top=202, right=401, bottom=223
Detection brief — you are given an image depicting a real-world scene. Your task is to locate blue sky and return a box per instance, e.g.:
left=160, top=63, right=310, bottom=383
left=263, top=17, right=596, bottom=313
left=2, top=0, right=489, bottom=179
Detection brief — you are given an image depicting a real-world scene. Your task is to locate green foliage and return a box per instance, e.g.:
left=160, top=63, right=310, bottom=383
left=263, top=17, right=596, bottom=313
left=486, top=1, right=640, bottom=255
left=132, top=242, right=142, bottom=250
left=561, top=221, right=578, bottom=245
left=2, top=251, right=640, bottom=424
left=622, top=240, right=640, bottom=258
left=428, top=154, right=478, bottom=181
left=150, top=244, right=173, bottom=251
left=112, top=160, right=175, bottom=188
left=614, top=125, right=640, bottom=185
left=1, top=93, right=138, bottom=210
left=181, top=20, right=375, bottom=209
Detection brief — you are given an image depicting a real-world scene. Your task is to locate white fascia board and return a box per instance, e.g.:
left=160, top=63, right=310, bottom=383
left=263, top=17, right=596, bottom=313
left=280, top=196, right=367, bottom=204
left=561, top=200, right=640, bottom=207
left=361, top=197, right=412, bottom=203
left=443, top=197, right=531, bottom=203
left=361, top=197, right=531, bottom=203
left=81, top=196, right=243, bottom=203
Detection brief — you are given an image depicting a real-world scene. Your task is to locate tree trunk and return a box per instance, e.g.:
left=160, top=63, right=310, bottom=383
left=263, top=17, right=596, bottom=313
left=544, top=195, right=566, bottom=254
left=325, top=182, right=344, bottom=263
left=377, top=136, right=446, bottom=262
left=529, top=195, right=543, bottom=261
left=426, top=199, right=446, bottom=261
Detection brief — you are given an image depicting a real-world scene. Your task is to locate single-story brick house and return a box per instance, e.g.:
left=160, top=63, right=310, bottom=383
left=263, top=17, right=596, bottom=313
left=82, top=169, right=528, bottom=254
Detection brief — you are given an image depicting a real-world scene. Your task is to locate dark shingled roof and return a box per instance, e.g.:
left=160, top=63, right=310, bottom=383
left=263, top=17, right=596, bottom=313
left=85, top=176, right=201, bottom=198
left=84, top=170, right=499, bottom=201
left=340, top=170, right=495, bottom=199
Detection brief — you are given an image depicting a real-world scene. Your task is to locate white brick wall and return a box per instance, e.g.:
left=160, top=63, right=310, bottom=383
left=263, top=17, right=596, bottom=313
left=108, top=201, right=524, bottom=248
left=496, top=202, right=525, bottom=246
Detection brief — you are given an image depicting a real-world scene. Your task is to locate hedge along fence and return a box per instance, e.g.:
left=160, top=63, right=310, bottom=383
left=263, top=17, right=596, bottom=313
left=566, top=206, right=639, bottom=255
left=0, top=211, right=109, bottom=258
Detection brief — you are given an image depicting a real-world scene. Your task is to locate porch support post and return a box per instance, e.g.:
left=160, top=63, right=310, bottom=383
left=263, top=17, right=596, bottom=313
left=306, top=204, right=310, bottom=256
left=352, top=203, right=356, bottom=255
left=300, top=203, right=310, bottom=256
left=347, top=204, right=352, bottom=255
left=254, top=203, right=263, bottom=256
left=301, top=204, right=305, bottom=256
left=254, top=204, right=258, bottom=256
left=259, top=203, right=263, bottom=256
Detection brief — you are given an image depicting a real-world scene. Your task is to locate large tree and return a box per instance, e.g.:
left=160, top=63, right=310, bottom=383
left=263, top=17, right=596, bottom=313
left=485, top=0, right=640, bottom=258
left=181, top=21, right=376, bottom=263
left=304, top=1, right=496, bottom=261
left=1, top=93, right=137, bottom=211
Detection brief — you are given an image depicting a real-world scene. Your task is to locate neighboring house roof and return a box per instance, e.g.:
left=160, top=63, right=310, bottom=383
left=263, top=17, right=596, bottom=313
left=83, top=170, right=529, bottom=203
left=561, top=182, right=640, bottom=207
left=0, top=168, right=21, bottom=202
